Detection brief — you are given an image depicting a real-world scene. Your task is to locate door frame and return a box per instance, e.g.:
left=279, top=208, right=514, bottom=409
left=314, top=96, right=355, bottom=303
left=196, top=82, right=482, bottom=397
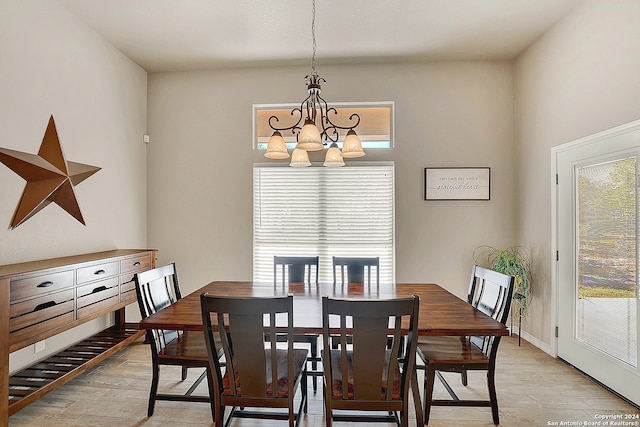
left=551, top=118, right=640, bottom=359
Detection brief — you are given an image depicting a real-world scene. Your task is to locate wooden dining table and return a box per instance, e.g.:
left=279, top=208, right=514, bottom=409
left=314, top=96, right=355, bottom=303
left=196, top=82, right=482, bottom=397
left=139, top=281, right=508, bottom=426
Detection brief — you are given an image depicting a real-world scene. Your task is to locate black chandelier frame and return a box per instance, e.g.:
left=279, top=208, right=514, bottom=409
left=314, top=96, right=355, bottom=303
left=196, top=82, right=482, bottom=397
left=267, top=72, right=361, bottom=146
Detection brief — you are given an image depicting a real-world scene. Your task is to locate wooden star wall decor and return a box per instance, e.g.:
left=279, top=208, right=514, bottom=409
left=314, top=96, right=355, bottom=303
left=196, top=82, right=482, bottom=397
left=0, top=115, right=101, bottom=228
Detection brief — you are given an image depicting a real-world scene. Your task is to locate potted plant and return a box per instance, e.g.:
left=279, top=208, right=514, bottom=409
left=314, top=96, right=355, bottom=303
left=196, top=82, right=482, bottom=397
left=473, top=245, right=534, bottom=329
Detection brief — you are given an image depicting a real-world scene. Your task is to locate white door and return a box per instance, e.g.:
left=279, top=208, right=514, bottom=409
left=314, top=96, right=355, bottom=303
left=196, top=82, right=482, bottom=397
left=555, top=121, right=640, bottom=406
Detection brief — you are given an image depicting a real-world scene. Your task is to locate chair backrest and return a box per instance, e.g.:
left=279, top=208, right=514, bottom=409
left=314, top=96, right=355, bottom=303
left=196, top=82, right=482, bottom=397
left=332, top=256, right=380, bottom=285
left=321, top=295, right=419, bottom=403
left=467, top=265, right=482, bottom=304
left=274, top=255, right=319, bottom=285
left=200, top=293, right=297, bottom=400
left=468, top=265, right=515, bottom=358
left=134, top=263, right=182, bottom=353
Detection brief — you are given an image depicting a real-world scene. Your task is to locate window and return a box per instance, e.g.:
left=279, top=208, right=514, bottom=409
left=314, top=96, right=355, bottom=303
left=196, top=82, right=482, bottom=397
left=253, top=102, right=394, bottom=150
left=253, top=163, right=394, bottom=283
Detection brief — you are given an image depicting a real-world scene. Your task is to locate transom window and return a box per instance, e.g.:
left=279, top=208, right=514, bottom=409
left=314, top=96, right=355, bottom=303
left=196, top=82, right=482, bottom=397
left=253, top=102, right=394, bottom=150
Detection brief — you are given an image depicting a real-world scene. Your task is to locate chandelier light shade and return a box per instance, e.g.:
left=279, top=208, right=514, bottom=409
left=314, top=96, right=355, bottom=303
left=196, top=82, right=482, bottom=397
left=264, top=131, right=290, bottom=159
left=323, top=143, right=345, bottom=167
left=290, top=148, right=311, bottom=167
left=340, top=129, right=365, bottom=158
left=263, top=0, right=364, bottom=167
left=296, top=119, right=324, bottom=151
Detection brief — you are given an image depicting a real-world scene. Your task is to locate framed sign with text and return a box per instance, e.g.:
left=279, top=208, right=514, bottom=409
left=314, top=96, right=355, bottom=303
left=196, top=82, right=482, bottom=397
left=424, top=167, right=491, bottom=200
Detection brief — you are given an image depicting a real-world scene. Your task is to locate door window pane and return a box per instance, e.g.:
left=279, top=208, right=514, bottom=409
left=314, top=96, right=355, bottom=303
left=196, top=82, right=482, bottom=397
left=577, top=156, right=637, bottom=367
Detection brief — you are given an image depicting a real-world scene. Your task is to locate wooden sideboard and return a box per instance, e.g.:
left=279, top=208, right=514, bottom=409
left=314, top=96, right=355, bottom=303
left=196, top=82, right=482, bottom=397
left=0, top=249, right=156, bottom=424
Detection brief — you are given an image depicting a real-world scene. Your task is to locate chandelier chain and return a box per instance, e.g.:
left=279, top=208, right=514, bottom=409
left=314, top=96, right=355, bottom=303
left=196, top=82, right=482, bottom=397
left=311, top=0, right=317, bottom=75
left=263, top=0, right=364, bottom=164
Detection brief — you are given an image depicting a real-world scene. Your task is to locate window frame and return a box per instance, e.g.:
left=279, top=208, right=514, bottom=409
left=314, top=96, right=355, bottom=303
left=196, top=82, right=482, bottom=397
left=252, top=101, right=395, bottom=150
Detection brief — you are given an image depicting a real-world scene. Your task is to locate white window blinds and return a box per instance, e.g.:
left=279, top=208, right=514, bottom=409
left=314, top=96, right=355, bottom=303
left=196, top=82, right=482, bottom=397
left=253, top=163, right=395, bottom=284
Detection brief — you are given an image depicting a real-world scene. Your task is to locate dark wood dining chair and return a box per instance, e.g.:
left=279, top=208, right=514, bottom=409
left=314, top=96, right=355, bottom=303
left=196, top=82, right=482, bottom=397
left=321, top=295, right=419, bottom=426
left=273, top=255, right=321, bottom=392
left=332, top=256, right=380, bottom=286
left=416, top=265, right=514, bottom=425
left=201, top=293, right=308, bottom=427
left=331, top=256, right=386, bottom=349
left=449, top=263, right=492, bottom=386
left=134, top=263, right=216, bottom=417
left=274, top=255, right=319, bottom=285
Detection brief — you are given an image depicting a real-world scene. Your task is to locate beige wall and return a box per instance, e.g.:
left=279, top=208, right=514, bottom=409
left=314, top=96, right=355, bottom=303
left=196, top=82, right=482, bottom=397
left=515, top=0, right=640, bottom=349
left=147, top=61, right=516, bottom=301
left=0, top=0, right=148, bottom=371
left=6, top=0, right=635, bottom=372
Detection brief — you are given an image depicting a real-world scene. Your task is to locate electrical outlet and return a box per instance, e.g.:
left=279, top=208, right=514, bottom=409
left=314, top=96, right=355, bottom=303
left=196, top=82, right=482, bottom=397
left=143, top=134, right=150, bottom=143
left=34, top=340, right=45, bottom=353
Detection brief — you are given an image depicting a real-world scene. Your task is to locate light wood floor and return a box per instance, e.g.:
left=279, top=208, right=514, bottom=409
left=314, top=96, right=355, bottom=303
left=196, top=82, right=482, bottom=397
left=8, top=335, right=639, bottom=426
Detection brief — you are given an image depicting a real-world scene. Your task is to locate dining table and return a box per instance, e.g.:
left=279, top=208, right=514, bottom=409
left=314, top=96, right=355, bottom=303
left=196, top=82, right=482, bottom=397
left=139, top=281, right=509, bottom=426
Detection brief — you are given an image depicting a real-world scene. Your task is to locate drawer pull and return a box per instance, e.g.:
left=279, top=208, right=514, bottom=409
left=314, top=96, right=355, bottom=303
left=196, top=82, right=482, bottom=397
left=133, top=261, right=141, bottom=267
left=37, top=281, right=54, bottom=288
left=94, top=269, right=106, bottom=275
left=91, top=285, right=108, bottom=294
left=34, top=301, right=57, bottom=312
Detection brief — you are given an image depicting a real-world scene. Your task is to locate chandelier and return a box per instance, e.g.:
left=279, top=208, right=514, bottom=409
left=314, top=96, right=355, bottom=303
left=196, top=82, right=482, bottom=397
left=264, top=0, right=365, bottom=167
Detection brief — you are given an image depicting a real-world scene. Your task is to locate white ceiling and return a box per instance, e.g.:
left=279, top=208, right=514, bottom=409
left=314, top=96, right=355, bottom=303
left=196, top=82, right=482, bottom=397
left=56, top=0, right=585, bottom=73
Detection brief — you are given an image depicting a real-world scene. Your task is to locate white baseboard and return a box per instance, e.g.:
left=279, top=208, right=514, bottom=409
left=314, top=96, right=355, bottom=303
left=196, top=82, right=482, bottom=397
left=510, top=327, right=553, bottom=356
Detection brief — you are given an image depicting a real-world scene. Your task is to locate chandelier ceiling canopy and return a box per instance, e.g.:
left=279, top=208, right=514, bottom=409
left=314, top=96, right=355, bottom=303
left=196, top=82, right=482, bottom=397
left=264, top=0, right=365, bottom=167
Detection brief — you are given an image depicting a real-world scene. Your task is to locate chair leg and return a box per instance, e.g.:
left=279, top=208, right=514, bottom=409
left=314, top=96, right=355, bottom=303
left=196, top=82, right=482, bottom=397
left=401, top=392, right=409, bottom=427
left=303, top=368, right=308, bottom=414
left=181, top=366, right=188, bottom=380
left=461, top=369, right=468, bottom=386
left=410, top=365, right=424, bottom=426
left=309, top=336, right=318, bottom=392
left=148, top=363, right=160, bottom=416
left=424, top=365, right=436, bottom=425
left=487, top=366, right=500, bottom=425
left=214, top=392, right=224, bottom=427
left=205, top=367, right=216, bottom=420
left=324, top=378, right=333, bottom=427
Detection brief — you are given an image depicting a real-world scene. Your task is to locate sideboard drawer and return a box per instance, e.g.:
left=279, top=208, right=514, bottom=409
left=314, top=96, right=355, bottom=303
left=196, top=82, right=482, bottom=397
left=10, top=270, right=74, bottom=302
left=120, top=277, right=136, bottom=294
left=119, top=272, right=137, bottom=287
left=120, top=276, right=138, bottom=304
left=9, top=310, right=75, bottom=348
left=9, top=311, right=75, bottom=348
left=76, top=277, right=119, bottom=309
left=76, top=261, right=119, bottom=284
left=121, top=253, right=152, bottom=274
left=119, top=275, right=138, bottom=305
left=10, top=289, right=75, bottom=333
left=76, top=294, right=120, bottom=320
